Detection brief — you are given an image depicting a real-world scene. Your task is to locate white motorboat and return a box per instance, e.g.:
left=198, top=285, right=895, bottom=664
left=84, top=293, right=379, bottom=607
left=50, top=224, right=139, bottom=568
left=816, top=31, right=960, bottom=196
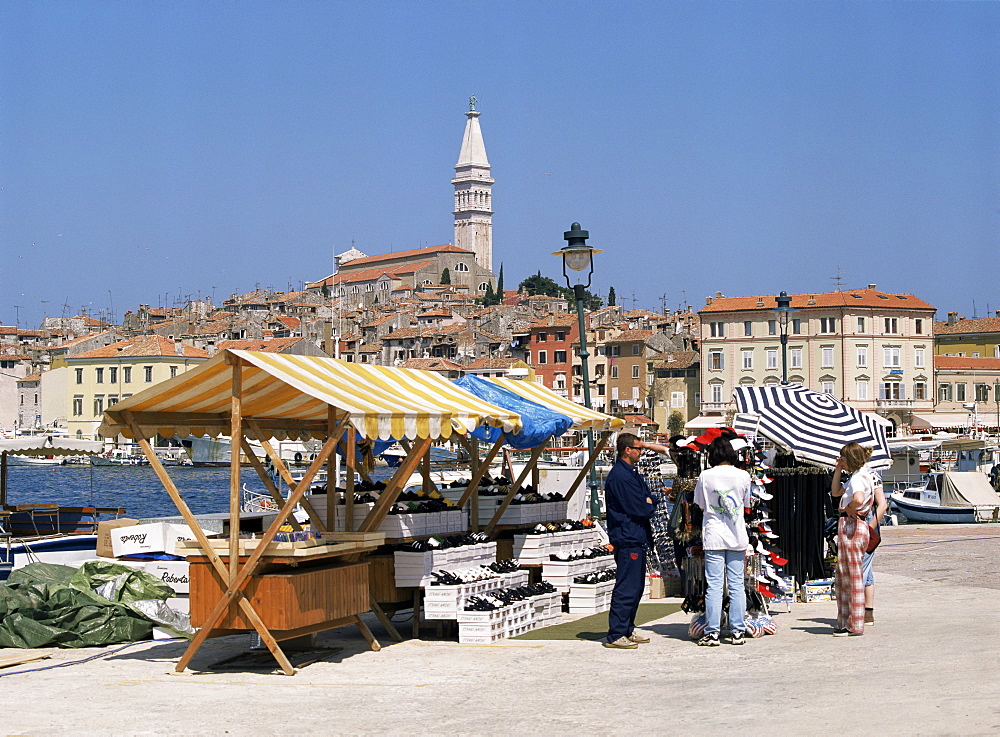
left=890, top=471, right=1000, bottom=523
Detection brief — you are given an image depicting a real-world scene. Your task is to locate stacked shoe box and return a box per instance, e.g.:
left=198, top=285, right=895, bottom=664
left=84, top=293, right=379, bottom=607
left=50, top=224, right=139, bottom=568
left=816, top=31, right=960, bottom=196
left=441, top=489, right=568, bottom=527
left=394, top=541, right=498, bottom=588
left=567, top=578, right=616, bottom=615
left=541, top=556, right=616, bottom=592
left=567, top=578, right=652, bottom=615
left=424, top=575, right=507, bottom=620
left=456, top=599, right=538, bottom=644
left=531, top=591, right=563, bottom=627
left=456, top=607, right=508, bottom=645
left=323, top=500, right=468, bottom=539
left=513, top=528, right=603, bottom=565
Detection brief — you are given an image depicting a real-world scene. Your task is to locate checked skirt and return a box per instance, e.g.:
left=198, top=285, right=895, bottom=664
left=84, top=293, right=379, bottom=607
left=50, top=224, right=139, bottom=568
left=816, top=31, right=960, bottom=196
left=835, top=517, right=870, bottom=633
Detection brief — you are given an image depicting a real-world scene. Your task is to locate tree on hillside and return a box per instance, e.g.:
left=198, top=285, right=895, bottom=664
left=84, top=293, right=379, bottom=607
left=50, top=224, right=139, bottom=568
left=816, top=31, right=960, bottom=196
left=441, top=268, right=451, bottom=285
left=480, top=282, right=496, bottom=305
left=608, top=286, right=616, bottom=307
left=518, top=271, right=564, bottom=297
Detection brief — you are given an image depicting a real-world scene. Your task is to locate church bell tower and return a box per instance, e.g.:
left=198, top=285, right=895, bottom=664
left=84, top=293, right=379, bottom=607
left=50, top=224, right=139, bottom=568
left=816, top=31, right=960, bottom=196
left=452, top=97, right=494, bottom=271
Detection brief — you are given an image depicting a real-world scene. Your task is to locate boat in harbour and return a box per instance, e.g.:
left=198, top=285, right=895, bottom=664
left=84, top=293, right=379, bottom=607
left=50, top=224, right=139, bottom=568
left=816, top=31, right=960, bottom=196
left=889, top=471, right=1000, bottom=523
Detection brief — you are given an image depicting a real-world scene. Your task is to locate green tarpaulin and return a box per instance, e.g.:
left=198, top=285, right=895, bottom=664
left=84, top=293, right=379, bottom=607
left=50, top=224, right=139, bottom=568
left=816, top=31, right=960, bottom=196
left=0, top=561, right=190, bottom=648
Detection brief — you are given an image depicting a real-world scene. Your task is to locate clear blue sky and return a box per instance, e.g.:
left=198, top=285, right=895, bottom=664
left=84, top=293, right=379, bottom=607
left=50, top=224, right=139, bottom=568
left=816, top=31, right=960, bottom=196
left=2, top=1, right=998, bottom=329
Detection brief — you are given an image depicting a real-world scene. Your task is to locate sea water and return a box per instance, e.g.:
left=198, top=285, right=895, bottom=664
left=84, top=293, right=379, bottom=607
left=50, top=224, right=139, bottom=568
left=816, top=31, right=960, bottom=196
left=5, top=465, right=276, bottom=519
left=2, top=464, right=403, bottom=520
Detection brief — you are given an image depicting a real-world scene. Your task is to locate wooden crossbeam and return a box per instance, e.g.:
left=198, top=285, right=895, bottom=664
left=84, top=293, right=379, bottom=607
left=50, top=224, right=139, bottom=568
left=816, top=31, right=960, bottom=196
left=485, top=443, right=547, bottom=534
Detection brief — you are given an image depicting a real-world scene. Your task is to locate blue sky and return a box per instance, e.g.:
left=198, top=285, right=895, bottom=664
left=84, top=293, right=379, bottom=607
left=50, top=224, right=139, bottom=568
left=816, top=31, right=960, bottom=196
left=2, top=1, right=998, bottom=329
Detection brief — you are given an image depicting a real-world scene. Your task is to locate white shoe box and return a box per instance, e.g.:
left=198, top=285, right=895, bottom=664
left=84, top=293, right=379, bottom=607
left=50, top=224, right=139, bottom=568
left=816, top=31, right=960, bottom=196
left=145, top=560, right=191, bottom=594
left=111, top=523, right=198, bottom=558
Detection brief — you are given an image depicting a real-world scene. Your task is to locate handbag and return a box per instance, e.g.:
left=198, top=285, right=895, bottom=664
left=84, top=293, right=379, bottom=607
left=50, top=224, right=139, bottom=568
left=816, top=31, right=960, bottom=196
left=866, top=523, right=881, bottom=554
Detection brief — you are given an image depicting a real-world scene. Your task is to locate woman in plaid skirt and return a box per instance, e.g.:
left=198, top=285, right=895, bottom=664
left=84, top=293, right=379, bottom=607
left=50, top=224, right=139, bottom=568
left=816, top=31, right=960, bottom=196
left=830, top=443, right=875, bottom=636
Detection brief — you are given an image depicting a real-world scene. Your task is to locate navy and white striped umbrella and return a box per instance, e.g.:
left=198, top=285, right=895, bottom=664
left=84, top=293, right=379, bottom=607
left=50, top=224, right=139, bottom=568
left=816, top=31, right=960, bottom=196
left=732, top=384, right=891, bottom=470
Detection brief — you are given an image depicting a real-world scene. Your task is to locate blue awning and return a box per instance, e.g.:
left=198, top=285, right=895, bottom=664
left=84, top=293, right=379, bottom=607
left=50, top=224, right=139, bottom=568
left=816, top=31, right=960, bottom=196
left=453, top=375, right=574, bottom=450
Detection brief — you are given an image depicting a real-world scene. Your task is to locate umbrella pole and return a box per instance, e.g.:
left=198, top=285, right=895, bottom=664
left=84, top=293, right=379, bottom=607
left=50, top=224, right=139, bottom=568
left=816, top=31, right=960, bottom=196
left=1, top=452, right=7, bottom=508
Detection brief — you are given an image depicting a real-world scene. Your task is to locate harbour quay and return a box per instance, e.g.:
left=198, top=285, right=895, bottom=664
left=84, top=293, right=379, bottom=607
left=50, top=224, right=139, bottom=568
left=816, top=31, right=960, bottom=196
left=1, top=523, right=997, bottom=736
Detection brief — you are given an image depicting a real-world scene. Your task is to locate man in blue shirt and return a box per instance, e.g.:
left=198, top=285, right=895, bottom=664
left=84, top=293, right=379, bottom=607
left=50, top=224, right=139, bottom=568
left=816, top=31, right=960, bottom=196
left=604, top=433, right=668, bottom=649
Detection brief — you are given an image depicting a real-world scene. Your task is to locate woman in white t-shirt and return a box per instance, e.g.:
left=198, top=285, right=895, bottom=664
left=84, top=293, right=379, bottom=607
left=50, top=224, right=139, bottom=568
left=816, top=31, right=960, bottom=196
left=831, top=442, right=875, bottom=636
left=693, top=436, right=753, bottom=646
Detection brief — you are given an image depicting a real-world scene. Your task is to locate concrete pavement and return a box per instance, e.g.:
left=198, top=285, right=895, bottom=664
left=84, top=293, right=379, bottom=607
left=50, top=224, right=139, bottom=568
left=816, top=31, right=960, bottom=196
left=2, top=524, right=998, bottom=736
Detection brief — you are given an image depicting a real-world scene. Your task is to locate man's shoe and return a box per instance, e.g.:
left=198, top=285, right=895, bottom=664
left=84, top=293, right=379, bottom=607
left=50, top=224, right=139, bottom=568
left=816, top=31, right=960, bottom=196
left=628, top=632, right=650, bottom=644
left=864, top=608, right=875, bottom=626
left=604, top=636, right=639, bottom=649
left=697, top=632, right=720, bottom=647
left=832, top=627, right=863, bottom=637
left=730, top=630, right=745, bottom=645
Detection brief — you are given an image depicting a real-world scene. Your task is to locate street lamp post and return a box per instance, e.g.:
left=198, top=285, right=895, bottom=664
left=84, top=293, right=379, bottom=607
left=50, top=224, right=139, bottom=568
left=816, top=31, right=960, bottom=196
left=553, top=223, right=603, bottom=519
left=774, top=291, right=795, bottom=385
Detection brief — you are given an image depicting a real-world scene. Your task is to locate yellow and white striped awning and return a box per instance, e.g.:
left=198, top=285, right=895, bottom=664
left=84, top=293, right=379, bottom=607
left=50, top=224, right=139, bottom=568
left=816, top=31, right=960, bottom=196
left=485, top=378, right=624, bottom=431
left=100, top=350, right=522, bottom=441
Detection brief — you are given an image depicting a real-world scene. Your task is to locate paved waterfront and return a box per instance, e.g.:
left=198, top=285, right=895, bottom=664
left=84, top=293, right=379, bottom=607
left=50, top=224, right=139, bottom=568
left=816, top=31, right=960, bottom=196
left=2, top=524, right=998, bottom=736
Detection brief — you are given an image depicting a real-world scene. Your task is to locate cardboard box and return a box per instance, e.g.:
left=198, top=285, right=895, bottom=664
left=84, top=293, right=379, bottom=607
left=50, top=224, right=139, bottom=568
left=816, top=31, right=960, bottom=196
left=97, top=518, right=140, bottom=558
left=146, top=560, right=191, bottom=594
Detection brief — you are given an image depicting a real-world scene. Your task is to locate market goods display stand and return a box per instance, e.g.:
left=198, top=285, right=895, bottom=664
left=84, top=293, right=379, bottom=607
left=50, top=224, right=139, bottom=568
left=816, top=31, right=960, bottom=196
left=100, top=350, right=521, bottom=675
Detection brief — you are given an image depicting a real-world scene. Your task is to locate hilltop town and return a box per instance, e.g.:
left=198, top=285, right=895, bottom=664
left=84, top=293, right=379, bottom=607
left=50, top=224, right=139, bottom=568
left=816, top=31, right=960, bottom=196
left=3, top=104, right=999, bottom=442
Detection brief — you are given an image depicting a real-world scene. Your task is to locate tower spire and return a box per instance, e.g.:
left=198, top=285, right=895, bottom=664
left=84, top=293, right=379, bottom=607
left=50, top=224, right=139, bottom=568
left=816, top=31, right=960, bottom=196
left=453, top=98, right=494, bottom=271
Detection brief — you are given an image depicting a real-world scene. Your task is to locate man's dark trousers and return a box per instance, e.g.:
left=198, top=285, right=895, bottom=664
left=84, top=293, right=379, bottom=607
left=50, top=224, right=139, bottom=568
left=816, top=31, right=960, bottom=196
left=607, top=546, right=647, bottom=641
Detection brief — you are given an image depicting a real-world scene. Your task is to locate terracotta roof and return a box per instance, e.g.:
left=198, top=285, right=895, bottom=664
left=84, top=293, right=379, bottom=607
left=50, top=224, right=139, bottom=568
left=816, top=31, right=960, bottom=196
left=606, top=329, right=655, bottom=343
left=934, top=316, right=1000, bottom=335
left=17, top=371, right=42, bottom=382
left=528, top=314, right=578, bottom=328
left=70, top=336, right=209, bottom=360
left=307, top=261, right=437, bottom=289
left=216, top=338, right=302, bottom=353
left=465, top=357, right=525, bottom=370
left=0, top=353, right=31, bottom=361
left=649, top=350, right=699, bottom=369
left=384, top=324, right=466, bottom=340
left=337, top=244, right=472, bottom=268
left=934, top=356, right=1000, bottom=371
left=624, top=414, right=656, bottom=425
left=51, top=330, right=119, bottom=349
left=400, top=358, right=464, bottom=372
left=699, top=288, right=935, bottom=314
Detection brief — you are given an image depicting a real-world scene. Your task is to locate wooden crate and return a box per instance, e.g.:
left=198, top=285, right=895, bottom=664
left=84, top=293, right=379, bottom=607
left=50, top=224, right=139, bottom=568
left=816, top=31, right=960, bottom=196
left=190, top=561, right=369, bottom=631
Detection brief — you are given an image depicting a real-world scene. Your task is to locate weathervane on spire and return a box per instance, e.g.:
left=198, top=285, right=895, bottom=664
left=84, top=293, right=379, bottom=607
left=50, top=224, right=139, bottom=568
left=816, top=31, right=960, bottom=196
left=469, top=95, right=477, bottom=112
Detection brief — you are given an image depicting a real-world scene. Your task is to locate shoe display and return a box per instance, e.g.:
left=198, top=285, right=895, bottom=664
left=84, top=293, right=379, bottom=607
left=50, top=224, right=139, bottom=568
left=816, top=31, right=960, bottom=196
left=697, top=631, right=720, bottom=647
left=604, top=636, right=639, bottom=650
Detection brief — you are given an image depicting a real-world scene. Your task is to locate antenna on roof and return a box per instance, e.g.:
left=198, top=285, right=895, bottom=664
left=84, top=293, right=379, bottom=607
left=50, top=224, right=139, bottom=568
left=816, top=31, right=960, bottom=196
left=831, top=266, right=845, bottom=291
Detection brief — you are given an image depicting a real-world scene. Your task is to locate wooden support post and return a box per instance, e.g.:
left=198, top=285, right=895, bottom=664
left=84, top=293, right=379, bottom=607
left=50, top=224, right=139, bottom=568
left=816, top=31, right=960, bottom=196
left=485, top=443, right=547, bottom=534
left=369, top=595, right=403, bottom=642
left=330, top=407, right=342, bottom=533
left=421, top=445, right=432, bottom=495
left=345, top=424, right=356, bottom=532
left=229, top=358, right=243, bottom=583
left=563, top=432, right=611, bottom=503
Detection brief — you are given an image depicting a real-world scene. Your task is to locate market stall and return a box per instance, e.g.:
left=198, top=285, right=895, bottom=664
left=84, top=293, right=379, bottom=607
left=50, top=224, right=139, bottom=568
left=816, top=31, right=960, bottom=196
left=99, top=349, right=521, bottom=675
